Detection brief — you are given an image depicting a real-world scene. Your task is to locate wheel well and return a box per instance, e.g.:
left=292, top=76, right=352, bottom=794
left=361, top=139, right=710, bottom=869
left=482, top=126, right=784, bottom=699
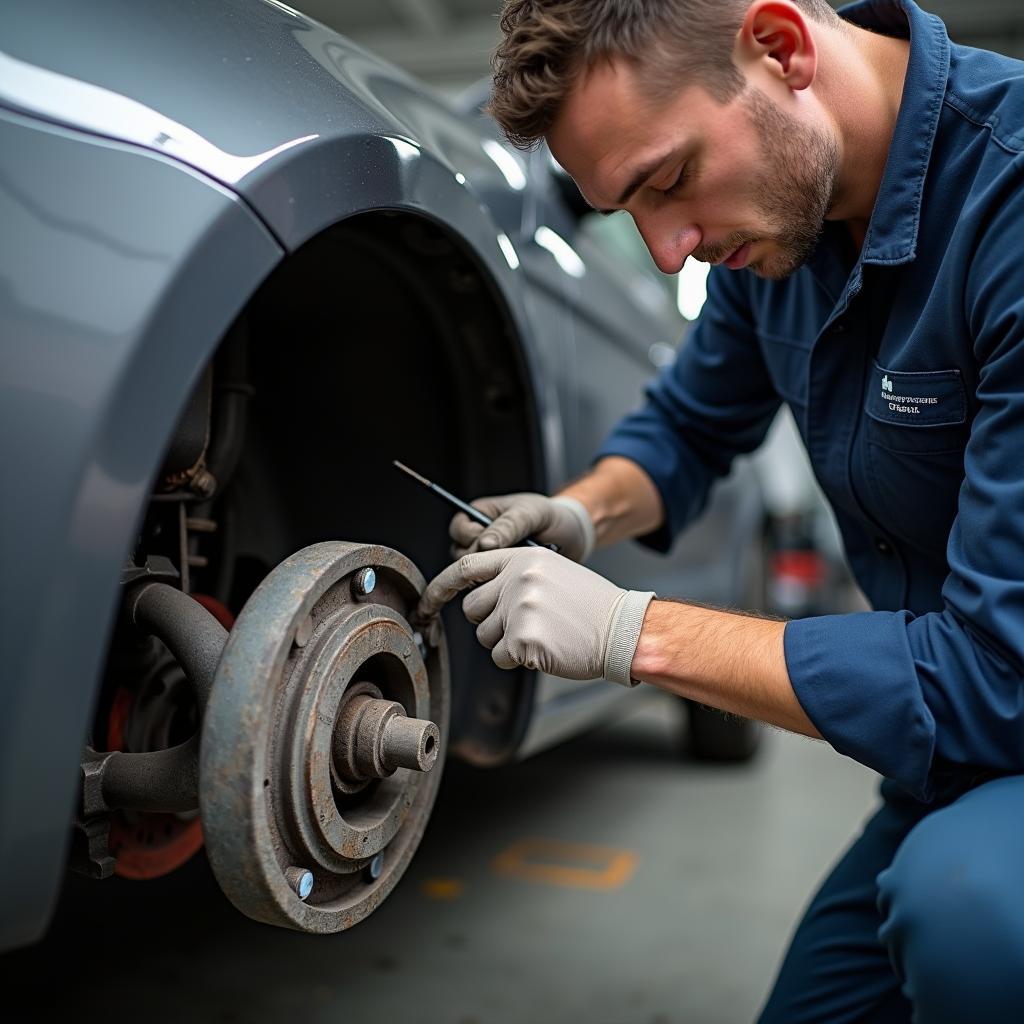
left=213, top=211, right=543, bottom=763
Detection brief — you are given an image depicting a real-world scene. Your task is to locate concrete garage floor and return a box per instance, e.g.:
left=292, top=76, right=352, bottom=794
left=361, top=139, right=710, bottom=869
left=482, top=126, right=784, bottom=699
left=3, top=694, right=878, bottom=1024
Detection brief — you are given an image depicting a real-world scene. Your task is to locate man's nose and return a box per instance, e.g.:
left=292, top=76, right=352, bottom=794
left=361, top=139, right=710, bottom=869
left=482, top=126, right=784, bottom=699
left=633, top=215, right=701, bottom=275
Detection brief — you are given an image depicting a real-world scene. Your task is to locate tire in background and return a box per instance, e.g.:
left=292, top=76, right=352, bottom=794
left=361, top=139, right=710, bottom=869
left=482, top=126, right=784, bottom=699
left=683, top=699, right=762, bottom=762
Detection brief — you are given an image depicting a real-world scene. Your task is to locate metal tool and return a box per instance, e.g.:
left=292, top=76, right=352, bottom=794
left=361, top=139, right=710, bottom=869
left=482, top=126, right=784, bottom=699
left=392, top=461, right=558, bottom=552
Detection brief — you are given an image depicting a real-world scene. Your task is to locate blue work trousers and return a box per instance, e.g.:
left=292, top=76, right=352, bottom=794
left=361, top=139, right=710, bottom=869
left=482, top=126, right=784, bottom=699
left=758, top=774, right=1024, bottom=1023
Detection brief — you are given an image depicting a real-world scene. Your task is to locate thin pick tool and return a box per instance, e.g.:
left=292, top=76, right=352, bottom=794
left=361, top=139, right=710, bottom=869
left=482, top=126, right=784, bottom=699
left=392, top=461, right=558, bottom=552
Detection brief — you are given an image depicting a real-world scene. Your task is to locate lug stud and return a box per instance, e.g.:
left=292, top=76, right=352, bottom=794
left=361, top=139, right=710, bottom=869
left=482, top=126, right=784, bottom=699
left=352, top=567, right=376, bottom=598
left=285, top=866, right=314, bottom=901
left=366, top=853, right=384, bottom=882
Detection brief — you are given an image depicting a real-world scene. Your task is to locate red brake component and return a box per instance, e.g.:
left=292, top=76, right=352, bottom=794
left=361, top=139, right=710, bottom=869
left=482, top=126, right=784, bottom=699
left=192, top=593, right=236, bottom=630
left=106, top=593, right=234, bottom=880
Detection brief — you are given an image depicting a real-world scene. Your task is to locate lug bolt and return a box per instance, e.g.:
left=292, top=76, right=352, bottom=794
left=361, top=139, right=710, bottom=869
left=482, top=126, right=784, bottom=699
left=352, top=567, right=376, bottom=598
left=190, top=468, right=217, bottom=499
left=366, top=853, right=384, bottom=882
left=285, top=866, right=314, bottom=901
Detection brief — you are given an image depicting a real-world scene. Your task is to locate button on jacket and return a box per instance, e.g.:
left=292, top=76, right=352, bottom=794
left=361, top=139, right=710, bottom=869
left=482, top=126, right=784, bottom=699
left=597, top=0, right=1024, bottom=800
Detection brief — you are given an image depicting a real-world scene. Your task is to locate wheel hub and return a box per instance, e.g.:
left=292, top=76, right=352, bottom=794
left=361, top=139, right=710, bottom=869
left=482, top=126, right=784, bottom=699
left=200, top=542, right=448, bottom=932
left=332, top=681, right=440, bottom=791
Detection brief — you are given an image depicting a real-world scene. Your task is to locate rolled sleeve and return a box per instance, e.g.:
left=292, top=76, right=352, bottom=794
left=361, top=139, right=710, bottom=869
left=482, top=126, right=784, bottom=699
left=786, top=602, right=1024, bottom=802
left=785, top=612, right=937, bottom=799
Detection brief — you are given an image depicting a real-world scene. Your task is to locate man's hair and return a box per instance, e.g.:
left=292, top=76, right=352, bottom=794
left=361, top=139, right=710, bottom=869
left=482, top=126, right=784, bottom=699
left=489, top=0, right=839, bottom=149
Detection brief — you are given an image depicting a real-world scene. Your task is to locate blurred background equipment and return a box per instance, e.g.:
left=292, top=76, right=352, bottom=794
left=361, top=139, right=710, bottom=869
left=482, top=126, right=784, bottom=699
left=294, top=0, right=1024, bottom=99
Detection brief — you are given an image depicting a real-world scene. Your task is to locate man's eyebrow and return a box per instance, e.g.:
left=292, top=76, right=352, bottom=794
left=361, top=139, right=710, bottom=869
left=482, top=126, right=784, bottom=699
left=617, top=158, right=665, bottom=205
left=594, top=154, right=675, bottom=216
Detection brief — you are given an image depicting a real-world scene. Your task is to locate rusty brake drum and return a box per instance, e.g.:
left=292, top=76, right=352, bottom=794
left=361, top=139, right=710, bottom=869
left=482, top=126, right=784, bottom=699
left=199, top=542, right=448, bottom=932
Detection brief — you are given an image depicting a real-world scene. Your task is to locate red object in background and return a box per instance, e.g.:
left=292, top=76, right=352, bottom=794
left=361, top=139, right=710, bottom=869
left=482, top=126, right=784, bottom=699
left=768, top=548, right=828, bottom=617
left=771, top=549, right=827, bottom=587
left=105, top=594, right=234, bottom=880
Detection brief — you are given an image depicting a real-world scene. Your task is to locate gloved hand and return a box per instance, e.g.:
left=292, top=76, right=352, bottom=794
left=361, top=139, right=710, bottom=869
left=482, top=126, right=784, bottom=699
left=416, top=548, right=654, bottom=686
left=449, top=492, right=595, bottom=562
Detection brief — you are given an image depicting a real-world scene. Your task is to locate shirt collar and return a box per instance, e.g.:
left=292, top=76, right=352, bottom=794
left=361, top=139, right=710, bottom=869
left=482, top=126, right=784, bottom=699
left=835, top=0, right=950, bottom=265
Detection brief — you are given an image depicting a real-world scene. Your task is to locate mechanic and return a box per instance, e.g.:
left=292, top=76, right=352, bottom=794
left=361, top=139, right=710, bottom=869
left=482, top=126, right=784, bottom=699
left=415, top=0, right=1024, bottom=1020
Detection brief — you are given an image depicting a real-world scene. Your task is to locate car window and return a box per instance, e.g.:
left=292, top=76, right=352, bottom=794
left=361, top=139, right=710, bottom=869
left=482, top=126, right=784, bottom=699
left=577, top=211, right=711, bottom=323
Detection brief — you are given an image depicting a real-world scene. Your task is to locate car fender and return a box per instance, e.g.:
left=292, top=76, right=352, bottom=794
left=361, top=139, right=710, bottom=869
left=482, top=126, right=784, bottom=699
left=0, top=109, right=283, bottom=950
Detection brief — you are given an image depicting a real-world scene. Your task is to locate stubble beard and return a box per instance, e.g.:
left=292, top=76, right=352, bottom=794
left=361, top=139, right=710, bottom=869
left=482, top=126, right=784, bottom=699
left=697, top=87, right=840, bottom=280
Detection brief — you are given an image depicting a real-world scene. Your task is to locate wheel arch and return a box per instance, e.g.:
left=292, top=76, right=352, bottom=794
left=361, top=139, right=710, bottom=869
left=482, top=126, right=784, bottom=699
left=216, top=206, right=551, bottom=767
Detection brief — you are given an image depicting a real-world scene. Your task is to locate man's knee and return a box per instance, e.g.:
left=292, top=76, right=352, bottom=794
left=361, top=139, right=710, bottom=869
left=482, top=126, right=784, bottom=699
left=877, top=805, right=1006, bottom=957
left=876, top=777, right=1024, bottom=1022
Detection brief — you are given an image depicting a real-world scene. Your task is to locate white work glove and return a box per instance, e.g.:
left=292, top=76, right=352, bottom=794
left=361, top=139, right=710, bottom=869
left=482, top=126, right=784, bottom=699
left=449, top=492, right=595, bottom=563
left=416, top=548, right=654, bottom=686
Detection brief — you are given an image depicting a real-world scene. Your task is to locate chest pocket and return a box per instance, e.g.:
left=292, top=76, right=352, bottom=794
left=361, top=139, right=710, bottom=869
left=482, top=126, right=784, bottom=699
left=863, top=363, right=969, bottom=549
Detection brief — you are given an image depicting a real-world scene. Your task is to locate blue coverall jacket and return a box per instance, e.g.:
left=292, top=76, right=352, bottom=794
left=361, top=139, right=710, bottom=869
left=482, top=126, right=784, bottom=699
left=599, top=0, right=1024, bottom=806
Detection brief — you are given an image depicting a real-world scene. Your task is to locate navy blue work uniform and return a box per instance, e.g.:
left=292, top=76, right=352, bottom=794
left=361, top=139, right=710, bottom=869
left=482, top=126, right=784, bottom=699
left=598, top=0, right=1024, bottom=1019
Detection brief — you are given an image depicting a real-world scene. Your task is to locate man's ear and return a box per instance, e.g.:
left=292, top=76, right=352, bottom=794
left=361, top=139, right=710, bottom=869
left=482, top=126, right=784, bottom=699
left=734, top=0, right=818, bottom=92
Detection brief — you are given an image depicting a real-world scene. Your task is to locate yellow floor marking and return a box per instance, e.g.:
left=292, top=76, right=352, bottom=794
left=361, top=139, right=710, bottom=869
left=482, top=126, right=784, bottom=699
left=492, top=838, right=638, bottom=891
left=421, top=877, right=464, bottom=900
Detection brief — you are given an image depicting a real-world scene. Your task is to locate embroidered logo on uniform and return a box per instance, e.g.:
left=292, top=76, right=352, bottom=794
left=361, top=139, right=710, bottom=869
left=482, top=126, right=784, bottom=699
left=869, top=364, right=966, bottom=427
left=879, top=375, right=940, bottom=416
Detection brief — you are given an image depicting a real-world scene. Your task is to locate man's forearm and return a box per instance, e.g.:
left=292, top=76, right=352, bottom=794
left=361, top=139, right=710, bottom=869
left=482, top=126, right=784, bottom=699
left=560, top=458, right=819, bottom=739
left=631, top=599, right=822, bottom=739
left=558, top=456, right=665, bottom=549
